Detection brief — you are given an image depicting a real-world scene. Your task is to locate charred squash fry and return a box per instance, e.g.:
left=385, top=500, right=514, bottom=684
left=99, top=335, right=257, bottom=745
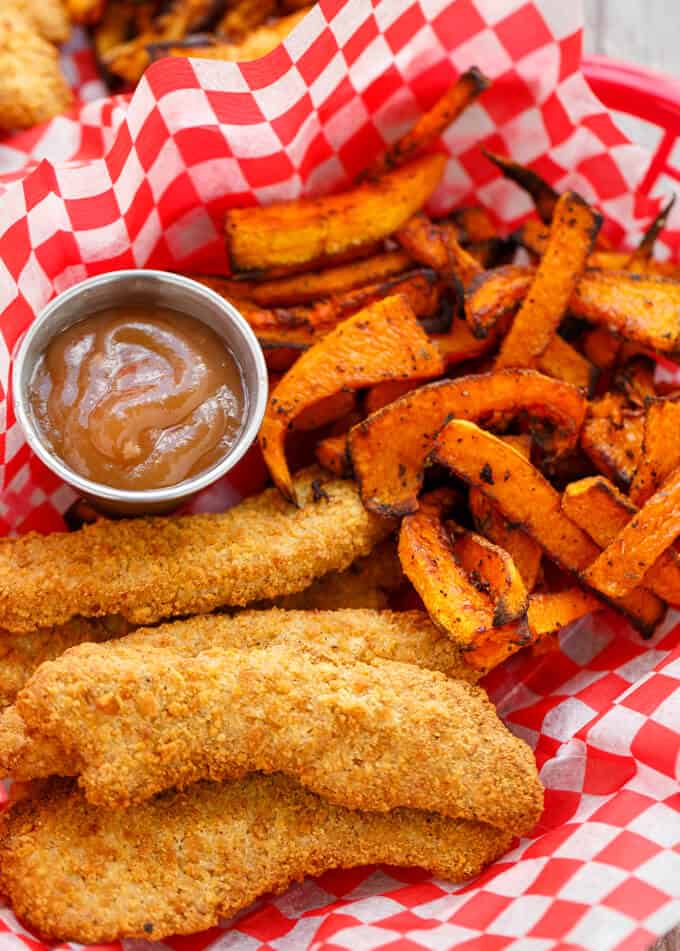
left=582, top=326, right=622, bottom=370
left=584, top=467, right=680, bottom=599
left=350, top=369, right=587, bottom=517
left=581, top=393, right=644, bottom=491
left=162, top=8, right=310, bottom=61
left=627, top=197, right=675, bottom=267
left=398, top=490, right=496, bottom=647
left=538, top=335, right=597, bottom=394
left=260, top=295, right=443, bottom=503
left=352, top=370, right=586, bottom=516
left=225, top=154, right=446, bottom=273
left=451, top=205, right=497, bottom=242
left=562, top=476, right=680, bottom=607
left=614, top=356, right=656, bottom=407
left=366, top=68, right=489, bottom=176
left=196, top=251, right=413, bottom=307
left=465, top=265, right=531, bottom=339
left=513, top=219, right=550, bottom=257
left=496, top=193, right=602, bottom=369
left=469, top=435, right=542, bottom=592
left=65, top=0, right=105, bottom=24
left=630, top=398, right=680, bottom=505
left=570, top=269, right=680, bottom=356
left=483, top=152, right=558, bottom=224
left=465, top=588, right=602, bottom=671
left=397, top=213, right=482, bottom=289
left=431, top=420, right=665, bottom=635
left=316, top=433, right=352, bottom=477
left=432, top=318, right=500, bottom=367
left=451, top=530, right=528, bottom=626
left=217, top=0, right=277, bottom=40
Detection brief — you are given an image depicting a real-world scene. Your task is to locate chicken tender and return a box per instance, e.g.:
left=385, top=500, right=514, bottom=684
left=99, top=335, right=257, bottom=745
left=0, top=615, right=130, bottom=710
left=0, top=608, right=481, bottom=780
left=12, top=641, right=542, bottom=832
left=6, top=0, right=71, bottom=43
left=0, top=8, right=72, bottom=129
left=0, top=774, right=513, bottom=944
left=0, top=468, right=392, bottom=633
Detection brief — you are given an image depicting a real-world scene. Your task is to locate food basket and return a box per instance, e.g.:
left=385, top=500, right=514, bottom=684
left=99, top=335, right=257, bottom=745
left=0, top=3, right=678, bottom=951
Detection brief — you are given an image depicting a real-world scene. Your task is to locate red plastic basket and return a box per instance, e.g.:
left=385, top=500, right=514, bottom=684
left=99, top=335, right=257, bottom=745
left=583, top=54, right=680, bottom=197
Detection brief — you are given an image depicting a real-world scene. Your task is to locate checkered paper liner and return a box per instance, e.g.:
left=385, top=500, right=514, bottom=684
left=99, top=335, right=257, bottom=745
left=0, top=1, right=678, bottom=949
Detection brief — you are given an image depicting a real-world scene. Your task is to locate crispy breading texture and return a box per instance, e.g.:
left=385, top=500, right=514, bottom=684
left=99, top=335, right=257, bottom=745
left=0, top=467, right=392, bottom=633
left=0, top=775, right=514, bottom=943
left=14, top=639, right=542, bottom=830
left=0, top=9, right=72, bottom=130
left=6, top=0, right=70, bottom=43
left=259, top=297, right=443, bottom=502
left=225, top=154, right=446, bottom=273
left=350, top=370, right=587, bottom=517
left=495, top=193, right=601, bottom=369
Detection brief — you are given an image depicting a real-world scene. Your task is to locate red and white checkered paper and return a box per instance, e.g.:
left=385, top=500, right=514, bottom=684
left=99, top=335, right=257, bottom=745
left=0, top=2, right=678, bottom=950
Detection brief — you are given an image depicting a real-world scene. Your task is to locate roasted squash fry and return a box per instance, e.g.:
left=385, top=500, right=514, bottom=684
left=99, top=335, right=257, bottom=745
left=397, top=213, right=481, bottom=288
left=217, top=0, right=277, bottom=40
left=315, top=432, right=352, bottom=477
left=366, top=68, right=489, bottom=176
left=451, top=530, right=528, bottom=626
left=538, top=335, right=597, bottom=394
left=513, top=218, right=550, bottom=257
left=584, top=467, right=680, bottom=598
left=294, top=392, right=357, bottom=431
left=162, top=8, right=310, bottom=61
left=225, top=154, right=446, bottom=273
left=398, top=490, right=496, bottom=647
left=464, top=265, right=531, bottom=338
left=196, top=251, right=413, bottom=307
left=451, top=205, right=497, bottom=242
left=630, top=398, right=680, bottom=505
left=350, top=370, right=587, bottom=517
left=469, top=435, right=542, bottom=592
left=613, top=356, right=656, bottom=407
left=432, top=318, right=500, bottom=366
left=581, top=393, right=645, bottom=491
left=65, top=0, right=105, bottom=23
left=627, top=197, right=675, bottom=267
left=432, top=420, right=665, bottom=635
left=260, top=295, right=443, bottom=502
left=483, top=152, right=558, bottom=224
left=496, top=193, right=602, bottom=369
left=562, top=476, right=680, bottom=607
left=581, top=326, right=622, bottom=370
left=365, top=380, right=421, bottom=415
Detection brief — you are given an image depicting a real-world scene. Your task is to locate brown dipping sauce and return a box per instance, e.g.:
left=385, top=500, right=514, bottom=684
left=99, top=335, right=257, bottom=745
left=29, top=305, right=245, bottom=491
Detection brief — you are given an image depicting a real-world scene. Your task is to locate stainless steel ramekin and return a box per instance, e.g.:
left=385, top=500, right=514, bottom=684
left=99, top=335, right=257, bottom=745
left=12, top=270, right=268, bottom=516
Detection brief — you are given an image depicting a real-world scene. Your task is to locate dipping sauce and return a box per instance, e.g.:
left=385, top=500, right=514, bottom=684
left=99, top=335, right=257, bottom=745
left=28, top=305, right=245, bottom=491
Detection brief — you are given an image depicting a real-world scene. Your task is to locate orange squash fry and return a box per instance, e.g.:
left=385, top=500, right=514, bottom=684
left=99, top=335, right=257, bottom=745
left=349, top=370, right=587, bottom=517
left=260, top=295, right=443, bottom=502
left=190, top=252, right=412, bottom=307
left=315, top=432, right=352, bottom=477
left=496, top=193, right=602, bottom=369
left=451, top=530, right=528, bottom=626
left=614, top=356, right=657, bottom=407
left=627, top=196, right=675, bottom=266
left=630, top=399, right=680, bottom=506
left=451, top=205, right=497, bottom=242
left=562, top=476, right=680, bottom=607
left=431, top=420, right=665, bottom=635
left=584, top=467, right=680, bottom=599
left=537, top=335, right=597, bottom=394
left=469, top=436, right=542, bottom=592
left=397, top=213, right=482, bottom=288
left=398, top=490, right=496, bottom=647
left=365, top=380, right=422, bottom=415
left=294, top=392, right=357, bottom=431
left=432, top=318, right=500, bottom=367
left=513, top=218, right=551, bottom=257
left=367, top=68, right=489, bottom=176
left=483, top=152, right=558, bottom=224
left=581, top=326, right=622, bottom=370
left=580, top=394, right=645, bottom=491
left=225, top=153, right=446, bottom=273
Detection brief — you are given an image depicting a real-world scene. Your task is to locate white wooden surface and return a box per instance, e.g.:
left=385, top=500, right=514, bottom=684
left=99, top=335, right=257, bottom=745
left=584, top=0, right=680, bottom=76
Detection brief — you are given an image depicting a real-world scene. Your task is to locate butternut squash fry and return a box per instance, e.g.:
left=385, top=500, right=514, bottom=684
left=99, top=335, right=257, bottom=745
left=496, top=193, right=602, bottom=369
left=538, top=334, right=597, bottom=394
left=432, top=318, right=500, bottom=367
left=513, top=218, right=550, bottom=257
left=397, top=213, right=482, bottom=288
left=451, top=530, right=528, bottom=626
left=613, top=356, right=656, bottom=407
left=630, top=398, right=680, bottom=506
left=364, top=380, right=422, bottom=415
left=349, top=370, right=587, bottom=517
left=562, top=476, right=680, bottom=606
left=225, top=154, right=446, bottom=273
left=451, top=205, right=497, bottom=242
left=367, top=68, right=489, bottom=176
left=584, top=467, right=680, bottom=599
left=431, top=420, right=665, bottom=635
left=581, top=393, right=645, bottom=491
left=315, top=433, right=352, bottom=477
left=294, top=393, right=357, bottom=431
left=581, top=326, right=622, bottom=370
left=627, top=196, right=675, bottom=267
left=469, top=435, right=542, bottom=592
left=398, top=490, right=496, bottom=647
left=464, top=265, right=532, bottom=339
left=483, top=152, right=558, bottom=224
left=260, top=295, right=443, bottom=502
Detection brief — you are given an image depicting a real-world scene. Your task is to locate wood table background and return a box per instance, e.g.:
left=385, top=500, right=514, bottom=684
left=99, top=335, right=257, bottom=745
left=576, top=7, right=677, bottom=950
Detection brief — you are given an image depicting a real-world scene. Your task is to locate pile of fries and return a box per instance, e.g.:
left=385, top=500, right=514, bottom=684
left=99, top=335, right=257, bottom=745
left=0, top=0, right=314, bottom=130
left=203, top=69, right=680, bottom=672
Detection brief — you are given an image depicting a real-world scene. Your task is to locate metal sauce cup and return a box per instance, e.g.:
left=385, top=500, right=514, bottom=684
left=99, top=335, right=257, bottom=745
left=12, top=270, right=268, bottom=516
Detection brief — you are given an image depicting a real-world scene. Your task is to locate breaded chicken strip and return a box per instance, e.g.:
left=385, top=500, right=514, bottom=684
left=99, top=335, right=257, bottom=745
left=12, top=642, right=542, bottom=831
left=0, top=775, right=513, bottom=944
left=0, top=468, right=391, bottom=633
left=6, top=0, right=71, bottom=43
left=0, top=9, right=72, bottom=129
left=0, top=615, right=130, bottom=710
left=0, top=608, right=480, bottom=779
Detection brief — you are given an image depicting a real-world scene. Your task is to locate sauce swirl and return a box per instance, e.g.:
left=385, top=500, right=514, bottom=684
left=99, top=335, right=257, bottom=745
left=29, top=306, right=245, bottom=491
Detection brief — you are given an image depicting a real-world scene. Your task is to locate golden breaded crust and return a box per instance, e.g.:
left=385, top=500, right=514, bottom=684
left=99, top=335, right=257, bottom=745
left=0, top=615, right=130, bottom=710
left=0, top=468, right=392, bottom=632
left=0, top=9, right=71, bottom=129
left=0, top=608, right=480, bottom=782
left=15, top=641, right=543, bottom=832
left=6, top=0, right=71, bottom=43
left=0, top=775, right=513, bottom=943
